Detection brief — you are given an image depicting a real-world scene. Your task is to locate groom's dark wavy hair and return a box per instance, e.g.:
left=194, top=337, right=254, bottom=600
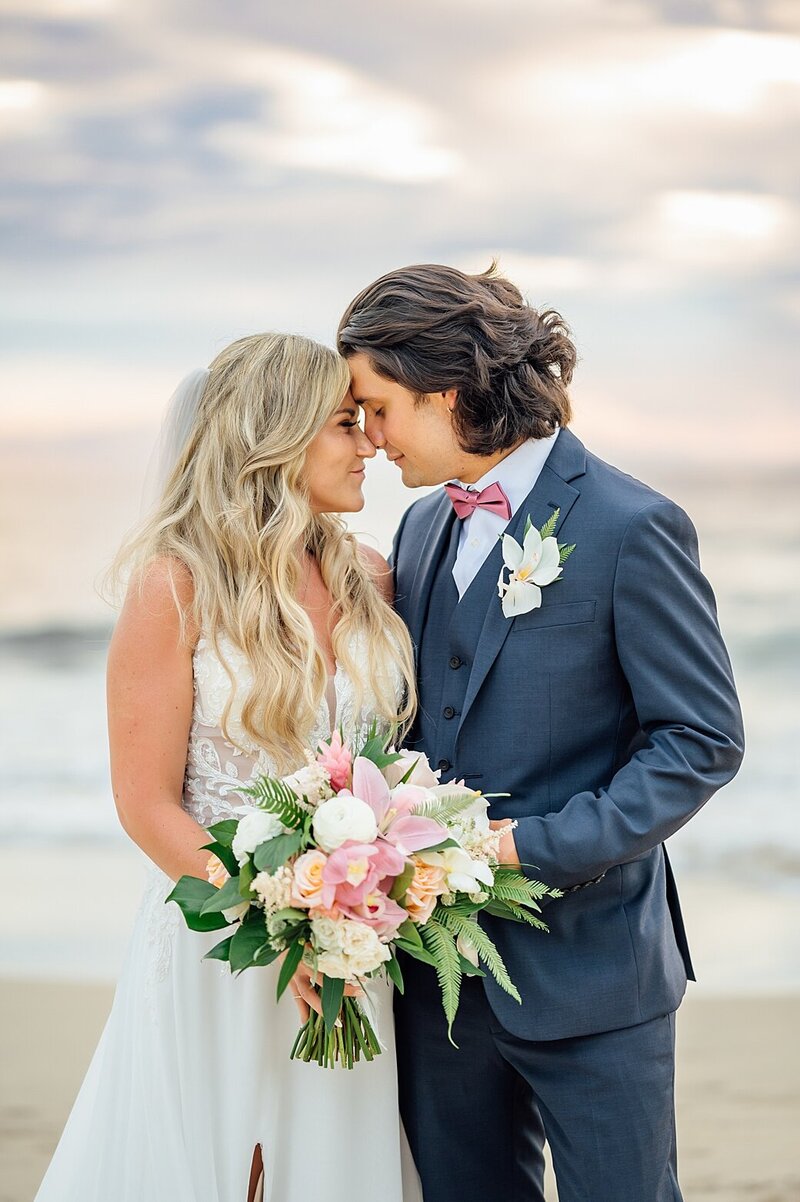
left=337, top=262, right=575, bottom=455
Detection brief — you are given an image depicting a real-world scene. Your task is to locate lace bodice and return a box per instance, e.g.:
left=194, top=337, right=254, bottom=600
left=183, top=632, right=398, bottom=827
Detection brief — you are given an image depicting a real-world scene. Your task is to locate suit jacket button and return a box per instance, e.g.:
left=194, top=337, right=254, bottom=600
left=437, top=759, right=451, bottom=772
left=449, top=656, right=462, bottom=669
left=443, top=706, right=456, bottom=719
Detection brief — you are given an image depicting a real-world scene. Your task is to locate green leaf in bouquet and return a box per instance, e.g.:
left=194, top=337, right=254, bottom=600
left=558, top=542, right=576, bottom=564
left=203, top=935, right=234, bottom=963
left=395, top=917, right=437, bottom=965
left=276, top=939, right=305, bottom=1001
left=205, top=819, right=239, bottom=847
left=199, top=874, right=247, bottom=916
left=539, top=507, right=560, bottom=540
left=458, top=954, right=486, bottom=978
left=386, top=954, right=404, bottom=993
left=388, top=862, right=416, bottom=902
left=166, top=876, right=232, bottom=931
left=199, top=839, right=238, bottom=877
left=230, top=920, right=274, bottom=973
left=321, top=973, right=345, bottom=1034
left=395, top=939, right=438, bottom=966
left=357, top=718, right=403, bottom=769
left=253, top=830, right=303, bottom=873
left=238, top=857, right=256, bottom=898
left=419, top=835, right=460, bottom=853
left=397, top=917, right=423, bottom=946
left=242, top=776, right=307, bottom=829
left=437, top=911, right=521, bottom=1004
left=419, top=919, right=462, bottom=1045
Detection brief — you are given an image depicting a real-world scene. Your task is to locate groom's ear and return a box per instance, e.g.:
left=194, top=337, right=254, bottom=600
left=442, top=388, right=458, bottom=414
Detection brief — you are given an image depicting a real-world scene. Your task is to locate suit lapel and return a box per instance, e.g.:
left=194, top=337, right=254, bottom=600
left=456, top=430, right=587, bottom=739
left=405, top=492, right=457, bottom=652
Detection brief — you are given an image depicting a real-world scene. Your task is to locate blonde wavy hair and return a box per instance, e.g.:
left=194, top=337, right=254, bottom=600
left=113, top=332, right=417, bottom=772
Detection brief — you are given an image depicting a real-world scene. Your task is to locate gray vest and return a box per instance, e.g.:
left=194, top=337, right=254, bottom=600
left=416, top=513, right=505, bottom=776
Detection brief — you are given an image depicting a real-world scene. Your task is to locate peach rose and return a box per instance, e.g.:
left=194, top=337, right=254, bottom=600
left=404, top=858, right=448, bottom=924
left=291, top=850, right=328, bottom=909
left=206, top=853, right=230, bottom=890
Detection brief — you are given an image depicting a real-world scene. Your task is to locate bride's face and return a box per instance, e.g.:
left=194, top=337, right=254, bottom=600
left=303, top=391, right=376, bottom=514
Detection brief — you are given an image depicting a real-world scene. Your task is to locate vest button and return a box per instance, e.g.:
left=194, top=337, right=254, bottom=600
left=437, top=759, right=451, bottom=773
left=443, top=706, right=456, bottom=719
left=449, top=656, right=462, bottom=669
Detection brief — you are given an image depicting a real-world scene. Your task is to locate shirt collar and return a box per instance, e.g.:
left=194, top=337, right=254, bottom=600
left=451, top=428, right=560, bottom=520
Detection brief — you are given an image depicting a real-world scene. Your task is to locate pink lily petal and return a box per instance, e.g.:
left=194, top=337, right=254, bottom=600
left=351, top=756, right=392, bottom=820
left=385, top=815, right=446, bottom=855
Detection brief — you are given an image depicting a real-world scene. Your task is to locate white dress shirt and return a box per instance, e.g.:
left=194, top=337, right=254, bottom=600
left=450, top=428, right=560, bottom=598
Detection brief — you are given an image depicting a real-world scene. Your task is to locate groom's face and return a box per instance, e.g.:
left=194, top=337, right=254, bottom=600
left=347, top=352, right=466, bottom=488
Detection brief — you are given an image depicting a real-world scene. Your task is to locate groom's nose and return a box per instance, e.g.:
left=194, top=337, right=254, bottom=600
left=363, top=411, right=385, bottom=448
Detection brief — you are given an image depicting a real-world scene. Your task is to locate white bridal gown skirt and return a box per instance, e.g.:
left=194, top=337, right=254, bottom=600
left=35, top=866, right=422, bottom=1202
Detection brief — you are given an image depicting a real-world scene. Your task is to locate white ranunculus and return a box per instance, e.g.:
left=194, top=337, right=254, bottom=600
left=312, top=795, right=378, bottom=852
left=417, top=846, right=495, bottom=895
left=231, top=808, right=284, bottom=866
left=382, top=750, right=441, bottom=790
left=497, top=524, right=562, bottom=618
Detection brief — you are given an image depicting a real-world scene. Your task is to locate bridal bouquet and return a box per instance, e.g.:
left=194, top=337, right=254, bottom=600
left=167, top=726, right=561, bottom=1069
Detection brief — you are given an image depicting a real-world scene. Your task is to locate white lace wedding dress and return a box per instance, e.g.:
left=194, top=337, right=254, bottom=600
left=35, top=633, right=422, bottom=1202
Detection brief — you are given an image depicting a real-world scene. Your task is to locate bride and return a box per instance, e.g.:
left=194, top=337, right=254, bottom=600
left=34, top=332, right=422, bottom=1202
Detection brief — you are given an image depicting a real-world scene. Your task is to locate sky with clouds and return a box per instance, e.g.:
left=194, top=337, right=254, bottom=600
left=1, top=0, right=799, bottom=462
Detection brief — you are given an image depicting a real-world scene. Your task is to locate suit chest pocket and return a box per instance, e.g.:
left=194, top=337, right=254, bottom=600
left=509, top=599, right=597, bottom=633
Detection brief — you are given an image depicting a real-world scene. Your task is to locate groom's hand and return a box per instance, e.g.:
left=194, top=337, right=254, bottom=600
left=490, top=819, right=520, bottom=867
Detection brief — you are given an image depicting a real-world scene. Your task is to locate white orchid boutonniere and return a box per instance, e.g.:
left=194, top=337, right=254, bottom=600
left=497, top=507, right=576, bottom=618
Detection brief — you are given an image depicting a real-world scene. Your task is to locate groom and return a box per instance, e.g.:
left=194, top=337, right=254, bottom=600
left=338, top=264, right=744, bottom=1202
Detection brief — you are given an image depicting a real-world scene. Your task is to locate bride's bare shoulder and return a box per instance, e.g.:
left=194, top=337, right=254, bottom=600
left=357, top=543, right=394, bottom=604
left=114, top=556, right=199, bottom=649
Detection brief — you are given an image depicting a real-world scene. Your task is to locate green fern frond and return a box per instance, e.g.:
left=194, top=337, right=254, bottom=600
left=493, top=870, right=555, bottom=901
left=241, top=776, right=307, bottom=829
left=558, top=542, right=576, bottom=564
left=411, top=791, right=479, bottom=825
left=539, top=508, right=560, bottom=540
left=437, top=911, right=521, bottom=1003
left=491, top=881, right=545, bottom=907
left=489, top=899, right=550, bottom=932
left=419, top=919, right=462, bottom=1045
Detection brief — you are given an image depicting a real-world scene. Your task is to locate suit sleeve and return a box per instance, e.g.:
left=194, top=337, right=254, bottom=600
left=513, top=499, right=745, bottom=891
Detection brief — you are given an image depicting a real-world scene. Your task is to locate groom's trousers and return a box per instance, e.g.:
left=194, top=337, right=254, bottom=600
left=395, top=957, right=682, bottom=1202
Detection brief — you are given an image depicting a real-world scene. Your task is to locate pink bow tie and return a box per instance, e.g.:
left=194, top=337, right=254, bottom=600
left=444, top=480, right=512, bottom=521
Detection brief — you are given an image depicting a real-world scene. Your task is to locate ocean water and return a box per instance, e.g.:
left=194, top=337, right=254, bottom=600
left=1, top=434, right=798, bottom=908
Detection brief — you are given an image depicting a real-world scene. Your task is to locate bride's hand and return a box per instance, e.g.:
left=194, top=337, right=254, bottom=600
left=285, top=954, right=364, bottom=1023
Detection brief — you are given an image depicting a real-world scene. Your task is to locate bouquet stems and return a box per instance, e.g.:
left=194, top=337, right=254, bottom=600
left=289, top=998, right=381, bottom=1069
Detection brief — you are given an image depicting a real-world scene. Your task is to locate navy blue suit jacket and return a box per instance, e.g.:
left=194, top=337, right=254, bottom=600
left=391, top=428, right=744, bottom=1040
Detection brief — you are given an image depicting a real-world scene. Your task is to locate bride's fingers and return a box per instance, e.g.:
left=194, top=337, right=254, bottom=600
left=292, top=993, right=310, bottom=1023
left=343, top=981, right=364, bottom=997
left=292, top=970, right=323, bottom=1016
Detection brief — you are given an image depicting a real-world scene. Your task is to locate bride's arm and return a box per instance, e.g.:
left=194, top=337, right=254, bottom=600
left=107, top=557, right=211, bottom=884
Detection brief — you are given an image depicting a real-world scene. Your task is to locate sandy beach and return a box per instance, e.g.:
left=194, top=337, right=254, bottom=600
left=2, top=979, right=798, bottom=1202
